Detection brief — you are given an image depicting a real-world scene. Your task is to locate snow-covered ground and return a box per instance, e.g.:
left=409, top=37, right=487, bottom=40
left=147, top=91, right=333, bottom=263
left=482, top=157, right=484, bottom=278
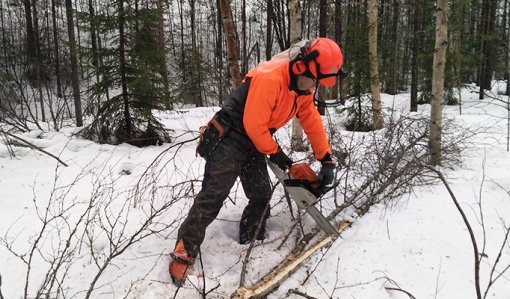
left=1, top=83, right=510, bottom=299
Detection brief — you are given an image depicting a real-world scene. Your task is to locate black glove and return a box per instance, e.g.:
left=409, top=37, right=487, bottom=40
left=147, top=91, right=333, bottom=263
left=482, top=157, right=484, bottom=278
left=269, top=147, right=293, bottom=171
left=318, top=153, right=335, bottom=190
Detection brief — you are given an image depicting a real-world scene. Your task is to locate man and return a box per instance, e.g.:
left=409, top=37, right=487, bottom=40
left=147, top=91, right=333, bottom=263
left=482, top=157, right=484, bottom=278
left=169, top=37, right=343, bottom=286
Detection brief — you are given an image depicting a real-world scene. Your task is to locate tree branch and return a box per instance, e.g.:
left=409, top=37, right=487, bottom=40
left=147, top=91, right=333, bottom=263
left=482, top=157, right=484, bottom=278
left=0, top=128, right=68, bottom=166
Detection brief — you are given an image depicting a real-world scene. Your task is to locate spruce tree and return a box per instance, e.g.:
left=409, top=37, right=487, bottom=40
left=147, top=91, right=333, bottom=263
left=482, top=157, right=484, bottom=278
left=80, top=0, right=170, bottom=146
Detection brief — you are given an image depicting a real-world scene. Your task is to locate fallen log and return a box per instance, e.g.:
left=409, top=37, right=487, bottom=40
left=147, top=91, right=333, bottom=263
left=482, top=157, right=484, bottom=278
left=230, top=220, right=351, bottom=299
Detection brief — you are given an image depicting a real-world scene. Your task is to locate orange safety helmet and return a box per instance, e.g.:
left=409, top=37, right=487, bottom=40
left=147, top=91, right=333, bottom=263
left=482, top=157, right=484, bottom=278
left=291, top=37, right=344, bottom=87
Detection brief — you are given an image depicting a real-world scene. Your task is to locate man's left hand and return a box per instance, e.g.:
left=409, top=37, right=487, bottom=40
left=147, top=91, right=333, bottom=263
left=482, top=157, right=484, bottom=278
left=318, top=153, right=335, bottom=190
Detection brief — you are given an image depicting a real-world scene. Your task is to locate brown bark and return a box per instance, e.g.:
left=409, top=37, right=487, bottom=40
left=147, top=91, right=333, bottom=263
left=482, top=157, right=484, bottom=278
left=65, top=0, right=83, bottom=127
left=23, top=0, right=36, bottom=63
left=32, top=0, right=45, bottom=122
left=156, top=0, right=171, bottom=109
left=219, top=0, right=242, bottom=88
left=117, top=0, right=130, bottom=133
left=333, top=0, right=344, bottom=101
left=266, top=0, right=273, bottom=61
left=216, top=0, right=224, bottom=104
left=190, top=0, right=203, bottom=106
left=410, top=0, right=419, bottom=112
left=317, top=0, right=329, bottom=116
left=51, top=0, right=62, bottom=98
left=386, top=0, right=399, bottom=95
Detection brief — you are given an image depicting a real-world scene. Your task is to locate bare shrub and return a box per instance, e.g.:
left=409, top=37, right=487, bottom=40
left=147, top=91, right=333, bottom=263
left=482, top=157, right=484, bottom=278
left=0, top=153, right=187, bottom=298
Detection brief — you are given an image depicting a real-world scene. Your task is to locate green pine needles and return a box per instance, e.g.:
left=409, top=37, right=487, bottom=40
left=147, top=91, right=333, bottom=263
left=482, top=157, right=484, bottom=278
left=80, top=3, right=171, bottom=147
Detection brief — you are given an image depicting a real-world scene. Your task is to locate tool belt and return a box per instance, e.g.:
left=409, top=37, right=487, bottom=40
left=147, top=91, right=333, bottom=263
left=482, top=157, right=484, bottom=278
left=196, top=111, right=232, bottom=159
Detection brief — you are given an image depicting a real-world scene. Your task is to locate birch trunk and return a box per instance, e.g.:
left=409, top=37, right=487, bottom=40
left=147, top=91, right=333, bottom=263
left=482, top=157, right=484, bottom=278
left=368, top=0, right=383, bottom=130
left=289, top=0, right=306, bottom=152
left=430, top=0, right=449, bottom=166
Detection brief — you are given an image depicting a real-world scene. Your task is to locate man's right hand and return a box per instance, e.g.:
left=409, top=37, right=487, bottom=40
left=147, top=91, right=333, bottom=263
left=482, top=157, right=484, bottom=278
left=269, top=147, right=293, bottom=171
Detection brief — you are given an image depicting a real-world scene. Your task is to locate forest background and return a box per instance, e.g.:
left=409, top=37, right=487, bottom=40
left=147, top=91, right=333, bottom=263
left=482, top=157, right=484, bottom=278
left=1, top=0, right=510, bottom=298
left=0, top=0, right=507, bottom=139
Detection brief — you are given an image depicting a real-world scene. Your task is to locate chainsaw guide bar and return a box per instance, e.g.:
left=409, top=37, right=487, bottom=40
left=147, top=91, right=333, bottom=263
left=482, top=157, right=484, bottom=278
left=267, top=160, right=338, bottom=236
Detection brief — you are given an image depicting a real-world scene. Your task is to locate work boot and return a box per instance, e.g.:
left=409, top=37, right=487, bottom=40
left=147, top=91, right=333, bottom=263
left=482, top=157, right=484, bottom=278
left=169, top=240, right=195, bottom=287
left=239, top=207, right=269, bottom=245
left=239, top=220, right=266, bottom=244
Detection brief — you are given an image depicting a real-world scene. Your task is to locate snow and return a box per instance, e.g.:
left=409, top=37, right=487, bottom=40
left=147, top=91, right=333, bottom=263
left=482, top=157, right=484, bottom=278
left=1, top=84, right=510, bottom=299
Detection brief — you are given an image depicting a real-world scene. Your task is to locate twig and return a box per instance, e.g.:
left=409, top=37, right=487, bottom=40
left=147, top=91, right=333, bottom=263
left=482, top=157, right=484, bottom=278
left=378, top=272, right=417, bottom=299
left=0, top=128, right=68, bottom=166
left=288, top=288, right=318, bottom=299
left=0, top=273, right=4, bottom=299
left=385, top=287, right=416, bottom=299
left=427, top=166, right=482, bottom=299
left=386, top=219, right=391, bottom=240
left=239, top=200, right=272, bottom=288
left=483, top=221, right=510, bottom=299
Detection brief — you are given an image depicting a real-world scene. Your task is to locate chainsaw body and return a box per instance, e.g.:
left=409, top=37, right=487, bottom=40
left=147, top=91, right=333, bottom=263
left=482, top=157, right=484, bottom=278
left=267, top=160, right=338, bottom=236
left=287, top=163, right=322, bottom=197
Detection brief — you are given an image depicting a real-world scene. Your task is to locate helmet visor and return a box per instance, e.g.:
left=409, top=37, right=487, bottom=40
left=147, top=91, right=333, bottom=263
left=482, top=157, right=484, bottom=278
left=316, top=66, right=345, bottom=87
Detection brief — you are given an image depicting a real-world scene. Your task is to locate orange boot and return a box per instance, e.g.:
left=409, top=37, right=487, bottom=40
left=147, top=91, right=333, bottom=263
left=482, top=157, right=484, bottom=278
left=169, top=240, right=195, bottom=287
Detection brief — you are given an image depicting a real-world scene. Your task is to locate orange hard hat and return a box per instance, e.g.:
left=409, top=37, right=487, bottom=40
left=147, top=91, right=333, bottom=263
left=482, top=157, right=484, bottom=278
left=306, top=38, right=344, bottom=87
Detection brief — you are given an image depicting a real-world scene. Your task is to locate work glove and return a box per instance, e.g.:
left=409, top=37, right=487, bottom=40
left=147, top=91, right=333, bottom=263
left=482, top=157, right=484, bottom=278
left=269, top=147, right=293, bottom=171
left=318, top=153, right=335, bottom=191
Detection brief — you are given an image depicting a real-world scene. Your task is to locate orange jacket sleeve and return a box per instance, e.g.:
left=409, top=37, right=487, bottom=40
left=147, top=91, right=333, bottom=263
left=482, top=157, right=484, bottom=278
left=243, top=76, right=280, bottom=155
left=297, top=96, right=332, bottom=160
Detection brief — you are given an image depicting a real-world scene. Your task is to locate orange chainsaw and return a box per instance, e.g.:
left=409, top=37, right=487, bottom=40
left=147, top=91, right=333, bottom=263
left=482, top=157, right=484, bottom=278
left=267, top=160, right=338, bottom=236
left=287, top=163, right=322, bottom=196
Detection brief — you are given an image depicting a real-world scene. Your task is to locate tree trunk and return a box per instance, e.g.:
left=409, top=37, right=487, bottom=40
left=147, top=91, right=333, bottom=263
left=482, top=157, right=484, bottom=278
left=271, top=0, right=287, bottom=51
left=216, top=0, right=224, bottom=104
left=219, top=0, right=242, bottom=88
left=410, top=0, right=420, bottom=112
left=430, top=0, right=449, bottom=166
left=65, top=0, right=83, bottom=127
left=156, top=0, right=171, bottom=109
left=386, top=0, right=399, bottom=95
left=117, top=0, right=130, bottom=134
left=317, top=0, right=328, bottom=116
left=482, top=0, right=497, bottom=90
left=368, top=0, right=383, bottom=130
left=507, top=6, right=510, bottom=96
left=289, top=0, right=306, bottom=152
left=178, top=0, right=186, bottom=82
left=51, top=0, right=63, bottom=98
left=478, top=0, right=497, bottom=99
left=266, top=0, right=273, bottom=61
left=454, top=0, right=464, bottom=114
left=288, top=0, right=302, bottom=45
left=32, top=0, right=45, bottom=122
left=190, top=0, right=203, bottom=106
left=88, top=0, right=99, bottom=71
left=333, top=0, right=344, bottom=102
left=23, top=0, right=36, bottom=64
left=241, top=0, right=247, bottom=75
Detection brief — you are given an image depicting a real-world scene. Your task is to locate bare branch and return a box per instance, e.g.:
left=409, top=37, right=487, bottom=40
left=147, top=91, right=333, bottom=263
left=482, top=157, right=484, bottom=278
left=0, top=128, right=68, bottom=166
left=287, top=288, right=318, bottom=299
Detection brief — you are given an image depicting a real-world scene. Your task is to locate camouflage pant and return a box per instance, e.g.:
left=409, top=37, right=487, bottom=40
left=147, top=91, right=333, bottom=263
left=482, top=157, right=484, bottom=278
left=177, top=129, right=272, bottom=258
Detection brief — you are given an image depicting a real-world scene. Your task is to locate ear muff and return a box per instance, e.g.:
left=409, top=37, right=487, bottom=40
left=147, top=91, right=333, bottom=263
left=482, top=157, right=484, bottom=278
left=291, top=49, right=320, bottom=76
left=291, top=60, right=307, bottom=75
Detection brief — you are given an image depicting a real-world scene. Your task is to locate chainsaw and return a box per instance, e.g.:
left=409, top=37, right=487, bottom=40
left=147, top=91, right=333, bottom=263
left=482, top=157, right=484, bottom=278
left=267, top=160, right=338, bottom=236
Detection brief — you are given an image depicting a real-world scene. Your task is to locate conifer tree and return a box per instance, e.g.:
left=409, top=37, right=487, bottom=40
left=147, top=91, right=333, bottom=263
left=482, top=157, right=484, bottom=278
left=81, top=0, right=170, bottom=146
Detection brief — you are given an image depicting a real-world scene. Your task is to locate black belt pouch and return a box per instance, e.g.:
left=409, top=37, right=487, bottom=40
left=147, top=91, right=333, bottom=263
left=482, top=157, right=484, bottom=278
left=196, top=112, right=231, bottom=159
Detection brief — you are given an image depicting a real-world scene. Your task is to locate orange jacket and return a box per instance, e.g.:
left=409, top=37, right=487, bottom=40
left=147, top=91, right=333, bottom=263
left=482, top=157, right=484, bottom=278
left=242, top=62, right=331, bottom=160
